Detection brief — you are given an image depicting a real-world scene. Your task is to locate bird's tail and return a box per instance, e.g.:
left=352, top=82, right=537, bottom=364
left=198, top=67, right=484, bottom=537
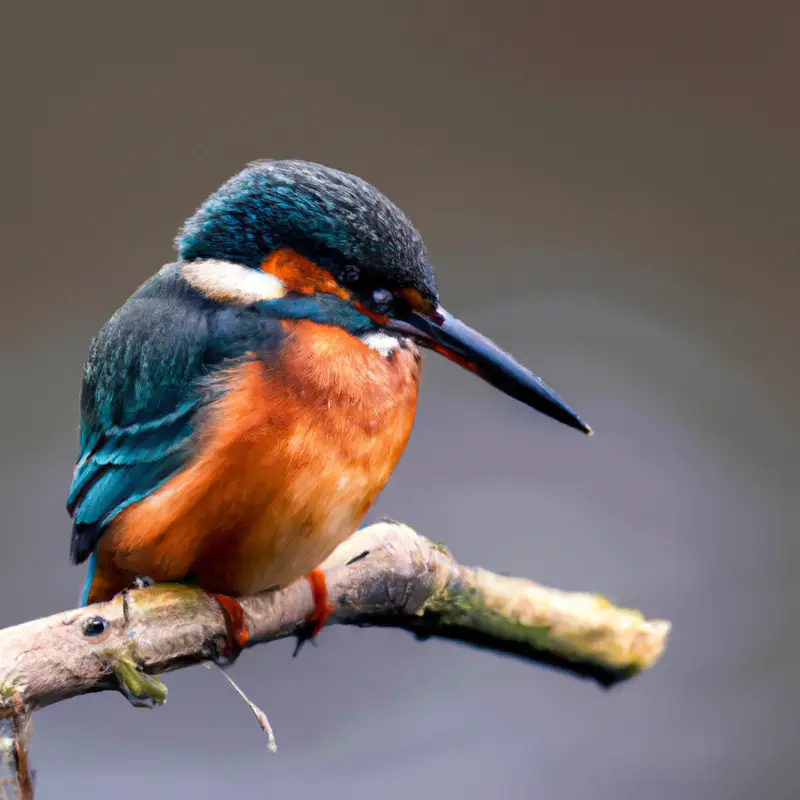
left=78, top=547, right=135, bottom=606
left=78, top=549, right=98, bottom=606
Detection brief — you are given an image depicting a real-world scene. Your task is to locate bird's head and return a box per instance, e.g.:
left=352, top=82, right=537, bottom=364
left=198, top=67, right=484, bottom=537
left=177, top=160, right=591, bottom=434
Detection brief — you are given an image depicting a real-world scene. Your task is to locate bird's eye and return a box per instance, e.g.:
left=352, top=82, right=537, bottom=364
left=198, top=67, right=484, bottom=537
left=371, top=288, right=393, bottom=310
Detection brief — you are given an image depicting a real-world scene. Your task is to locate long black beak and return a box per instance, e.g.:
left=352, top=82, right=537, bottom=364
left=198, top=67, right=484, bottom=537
left=386, top=306, right=592, bottom=435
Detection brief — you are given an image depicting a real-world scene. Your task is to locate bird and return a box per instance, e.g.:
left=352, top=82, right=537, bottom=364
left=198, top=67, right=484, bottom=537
left=67, top=159, right=591, bottom=657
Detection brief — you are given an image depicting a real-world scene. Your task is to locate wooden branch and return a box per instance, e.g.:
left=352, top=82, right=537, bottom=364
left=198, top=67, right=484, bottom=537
left=0, top=522, right=670, bottom=717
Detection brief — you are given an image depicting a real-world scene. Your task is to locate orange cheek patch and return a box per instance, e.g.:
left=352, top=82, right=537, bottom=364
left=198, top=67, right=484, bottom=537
left=397, top=287, right=436, bottom=316
left=260, top=248, right=350, bottom=300
left=352, top=300, right=390, bottom=327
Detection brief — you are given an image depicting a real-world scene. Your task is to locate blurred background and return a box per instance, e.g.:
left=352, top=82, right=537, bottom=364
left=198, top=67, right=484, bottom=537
left=2, top=2, right=798, bottom=797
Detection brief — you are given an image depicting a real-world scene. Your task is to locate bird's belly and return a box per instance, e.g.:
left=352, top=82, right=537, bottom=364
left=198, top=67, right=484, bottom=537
left=108, top=326, right=420, bottom=596
left=189, top=432, right=399, bottom=596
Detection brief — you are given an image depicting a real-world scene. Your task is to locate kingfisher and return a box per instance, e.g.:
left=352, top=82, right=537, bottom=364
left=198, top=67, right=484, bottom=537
left=67, top=160, right=591, bottom=656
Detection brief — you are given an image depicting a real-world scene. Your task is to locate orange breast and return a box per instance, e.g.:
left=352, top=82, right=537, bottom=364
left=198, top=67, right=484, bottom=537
left=102, top=321, right=421, bottom=595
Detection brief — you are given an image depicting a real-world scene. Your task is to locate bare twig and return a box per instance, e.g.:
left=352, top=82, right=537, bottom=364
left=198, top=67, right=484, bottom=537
left=0, top=699, right=33, bottom=800
left=0, top=521, right=670, bottom=719
left=10, top=710, right=32, bottom=800
left=212, top=665, right=278, bottom=752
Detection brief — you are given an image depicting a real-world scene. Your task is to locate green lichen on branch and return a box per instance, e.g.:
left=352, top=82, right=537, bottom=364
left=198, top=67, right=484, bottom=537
left=109, top=654, right=168, bottom=708
left=0, top=684, right=18, bottom=720
left=416, top=565, right=668, bottom=685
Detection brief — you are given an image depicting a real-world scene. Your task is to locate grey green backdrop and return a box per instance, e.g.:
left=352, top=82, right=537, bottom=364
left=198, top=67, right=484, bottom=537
left=2, top=3, right=798, bottom=798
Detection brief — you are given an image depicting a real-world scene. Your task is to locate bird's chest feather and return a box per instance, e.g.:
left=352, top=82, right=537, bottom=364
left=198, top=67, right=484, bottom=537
left=250, top=320, right=421, bottom=526
left=204, top=322, right=420, bottom=589
left=129, top=320, right=422, bottom=594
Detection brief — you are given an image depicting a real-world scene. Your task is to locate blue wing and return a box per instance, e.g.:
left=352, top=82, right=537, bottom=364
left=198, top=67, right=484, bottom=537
left=67, top=265, right=284, bottom=568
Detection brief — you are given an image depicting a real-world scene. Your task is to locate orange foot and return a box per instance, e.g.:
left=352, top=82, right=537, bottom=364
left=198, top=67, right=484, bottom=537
left=211, top=593, right=250, bottom=662
left=305, top=568, right=335, bottom=638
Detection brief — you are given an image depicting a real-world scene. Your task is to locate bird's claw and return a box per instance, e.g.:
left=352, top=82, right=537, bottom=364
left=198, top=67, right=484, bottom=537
left=202, top=638, right=243, bottom=668
left=293, top=569, right=334, bottom=657
left=207, top=593, right=250, bottom=667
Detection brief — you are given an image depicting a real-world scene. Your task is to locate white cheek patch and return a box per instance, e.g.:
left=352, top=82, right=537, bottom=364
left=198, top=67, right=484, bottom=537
left=181, top=260, right=286, bottom=304
left=361, top=331, right=402, bottom=357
